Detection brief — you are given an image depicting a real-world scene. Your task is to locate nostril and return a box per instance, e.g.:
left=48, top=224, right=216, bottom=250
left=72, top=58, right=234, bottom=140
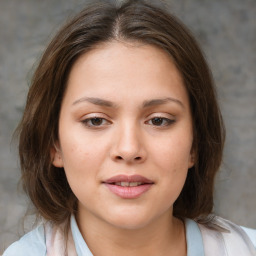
left=115, top=156, right=142, bottom=161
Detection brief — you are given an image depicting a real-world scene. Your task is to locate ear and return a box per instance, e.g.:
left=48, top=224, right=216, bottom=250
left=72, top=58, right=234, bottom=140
left=51, top=142, right=64, bottom=168
left=188, top=148, right=196, bottom=169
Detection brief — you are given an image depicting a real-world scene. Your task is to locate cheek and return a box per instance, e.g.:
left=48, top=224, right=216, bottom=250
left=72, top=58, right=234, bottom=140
left=59, top=134, right=107, bottom=178
left=61, top=125, right=107, bottom=157
left=59, top=137, right=106, bottom=199
left=152, top=139, right=190, bottom=205
left=149, top=134, right=192, bottom=201
left=152, top=136, right=193, bottom=172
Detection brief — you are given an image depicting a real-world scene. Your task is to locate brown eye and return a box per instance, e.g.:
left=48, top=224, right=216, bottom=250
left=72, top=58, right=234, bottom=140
left=90, top=118, right=104, bottom=126
left=151, top=117, right=164, bottom=126
left=147, top=117, right=175, bottom=127
left=82, top=117, right=109, bottom=127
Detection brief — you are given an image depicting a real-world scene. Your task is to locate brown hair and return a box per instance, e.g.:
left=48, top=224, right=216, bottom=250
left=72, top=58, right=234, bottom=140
left=17, top=0, right=225, bottom=224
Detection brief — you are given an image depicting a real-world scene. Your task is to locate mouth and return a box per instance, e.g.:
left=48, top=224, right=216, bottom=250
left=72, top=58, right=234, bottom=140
left=103, top=175, right=154, bottom=199
left=110, top=181, right=145, bottom=187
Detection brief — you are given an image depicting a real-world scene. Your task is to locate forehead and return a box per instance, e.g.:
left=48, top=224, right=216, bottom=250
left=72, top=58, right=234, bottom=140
left=64, top=41, right=188, bottom=107
left=69, top=40, right=180, bottom=80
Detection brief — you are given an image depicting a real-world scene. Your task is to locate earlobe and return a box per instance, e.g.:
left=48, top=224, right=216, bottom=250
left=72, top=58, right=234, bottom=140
left=188, top=150, right=196, bottom=169
left=51, top=144, right=64, bottom=168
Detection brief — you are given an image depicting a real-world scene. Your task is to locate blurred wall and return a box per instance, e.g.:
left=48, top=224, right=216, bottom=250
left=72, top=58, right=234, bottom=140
left=0, top=0, right=255, bottom=252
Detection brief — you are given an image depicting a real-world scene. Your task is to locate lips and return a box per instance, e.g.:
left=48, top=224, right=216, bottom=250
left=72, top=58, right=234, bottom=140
left=103, top=175, right=154, bottom=199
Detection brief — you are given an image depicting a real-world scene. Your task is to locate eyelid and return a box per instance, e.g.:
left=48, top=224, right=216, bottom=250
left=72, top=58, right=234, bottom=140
left=145, top=113, right=176, bottom=127
left=80, top=112, right=176, bottom=128
left=80, top=112, right=111, bottom=120
left=146, top=112, right=175, bottom=119
left=80, top=113, right=112, bottom=128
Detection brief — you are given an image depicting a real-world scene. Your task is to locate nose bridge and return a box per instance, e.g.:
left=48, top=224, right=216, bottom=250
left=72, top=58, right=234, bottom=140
left=112, top=118, right=146, bottom=163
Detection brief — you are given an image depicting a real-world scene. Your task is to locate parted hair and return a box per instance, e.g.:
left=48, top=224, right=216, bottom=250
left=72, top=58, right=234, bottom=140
left=17, top=0, right=225, bottom=224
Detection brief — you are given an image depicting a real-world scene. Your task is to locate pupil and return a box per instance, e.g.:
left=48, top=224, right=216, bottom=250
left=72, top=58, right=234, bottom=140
left=152, top=118, right=163, bottom=125
left=91, top=118, right=102, bottom=126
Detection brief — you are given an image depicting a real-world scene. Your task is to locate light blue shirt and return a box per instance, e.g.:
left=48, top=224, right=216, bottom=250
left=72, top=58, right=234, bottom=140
left=2, top=216, right=255, bottom=256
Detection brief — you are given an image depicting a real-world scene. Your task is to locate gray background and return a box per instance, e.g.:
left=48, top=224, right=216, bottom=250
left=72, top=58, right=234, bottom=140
left=0, top=0, right=255, bottom=252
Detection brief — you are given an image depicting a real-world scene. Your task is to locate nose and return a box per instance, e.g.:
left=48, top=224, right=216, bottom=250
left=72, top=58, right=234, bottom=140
left=110, top=122, right=147, bottom=164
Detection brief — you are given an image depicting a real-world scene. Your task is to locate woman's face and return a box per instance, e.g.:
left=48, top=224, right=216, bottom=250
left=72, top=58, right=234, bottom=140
left=53, top=41, right=194, bottom=230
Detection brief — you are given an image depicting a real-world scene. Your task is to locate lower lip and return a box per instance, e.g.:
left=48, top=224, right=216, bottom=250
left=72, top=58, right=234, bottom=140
left=104, top=183, right=153, bottom=199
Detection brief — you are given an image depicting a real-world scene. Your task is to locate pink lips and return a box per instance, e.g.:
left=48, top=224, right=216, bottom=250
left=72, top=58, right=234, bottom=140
left=103, top=175, right=154, bottom=199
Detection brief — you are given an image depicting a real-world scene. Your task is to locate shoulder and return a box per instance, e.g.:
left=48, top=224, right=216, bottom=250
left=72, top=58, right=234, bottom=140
left=197, top=216, right=256, bottom=255
left=2, top=225, right=46, bottom=256
left=241, top=226, right=256, bottom=248
left=214, top=216, right=256, bottom=248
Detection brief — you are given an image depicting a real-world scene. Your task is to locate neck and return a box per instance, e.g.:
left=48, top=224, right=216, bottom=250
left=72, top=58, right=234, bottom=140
left=76, top=210, right=186, bottom=256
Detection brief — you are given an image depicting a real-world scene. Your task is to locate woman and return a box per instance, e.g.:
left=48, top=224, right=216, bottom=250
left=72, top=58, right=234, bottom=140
left=3, top=0, right=256, bottom=255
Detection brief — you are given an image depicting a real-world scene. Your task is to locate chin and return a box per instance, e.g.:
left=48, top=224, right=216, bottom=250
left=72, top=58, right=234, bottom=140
left=103, top=208, right=156, bottom=230
left=108, top=218, right=152, bottom=230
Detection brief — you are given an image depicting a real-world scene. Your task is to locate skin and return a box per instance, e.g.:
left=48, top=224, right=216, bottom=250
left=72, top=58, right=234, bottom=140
left=52, top=41, right=194, bottom=256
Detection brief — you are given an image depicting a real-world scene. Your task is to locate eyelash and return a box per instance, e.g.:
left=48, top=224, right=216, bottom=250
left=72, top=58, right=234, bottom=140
left=146, top=117, right=175, bottom=127
left=81, top=117, right=111, bottom=127
left=81, top=116, right=175, bottom=128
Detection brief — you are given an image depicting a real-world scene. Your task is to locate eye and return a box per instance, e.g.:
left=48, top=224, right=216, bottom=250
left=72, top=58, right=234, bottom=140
left=146, top=117, right=175, bottom=127
left=81, top=117, right=110, bottom=127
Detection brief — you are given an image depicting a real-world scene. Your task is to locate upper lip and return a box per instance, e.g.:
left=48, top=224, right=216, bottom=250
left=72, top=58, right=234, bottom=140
left=103, top=175, right=154, bottom=184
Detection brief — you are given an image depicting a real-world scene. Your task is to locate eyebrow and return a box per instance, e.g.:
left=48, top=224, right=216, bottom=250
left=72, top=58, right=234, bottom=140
left=72, top=97, right=118, bottom=108
left=72, top=97, right=184, bottom=108
left=142, top=97, right=184, bottom=108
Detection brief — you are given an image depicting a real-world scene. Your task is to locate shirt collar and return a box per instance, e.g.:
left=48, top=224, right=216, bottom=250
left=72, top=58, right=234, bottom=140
left=185, top=218, right=205, bottom=256
left=71, top=215, right=204, bottom=256
left=70, top=215, right=94, bottom=256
